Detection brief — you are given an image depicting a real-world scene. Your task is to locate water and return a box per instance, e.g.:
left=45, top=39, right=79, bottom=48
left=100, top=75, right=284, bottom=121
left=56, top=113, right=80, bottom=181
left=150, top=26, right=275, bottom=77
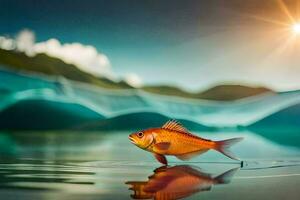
left=0, top=131, right=299, bottom=199
left=0, top=69, right=299, bottom=199
left=1, top=69, right=300, bottom=130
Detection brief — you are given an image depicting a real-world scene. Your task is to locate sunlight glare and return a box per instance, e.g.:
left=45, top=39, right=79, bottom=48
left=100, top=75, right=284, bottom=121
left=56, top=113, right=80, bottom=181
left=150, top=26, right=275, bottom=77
left=292, top=23, right=300, bottom=34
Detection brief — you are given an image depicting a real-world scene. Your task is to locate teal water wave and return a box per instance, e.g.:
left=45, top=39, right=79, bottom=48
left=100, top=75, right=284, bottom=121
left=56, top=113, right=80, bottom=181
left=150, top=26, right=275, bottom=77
left=0, top=69, right=300, bottom=131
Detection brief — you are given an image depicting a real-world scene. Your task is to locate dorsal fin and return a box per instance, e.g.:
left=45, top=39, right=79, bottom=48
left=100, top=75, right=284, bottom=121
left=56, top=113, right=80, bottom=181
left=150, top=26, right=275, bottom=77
left=162, top=120, right=188, bottom=133
left=162, top=120, right=212, bottom=142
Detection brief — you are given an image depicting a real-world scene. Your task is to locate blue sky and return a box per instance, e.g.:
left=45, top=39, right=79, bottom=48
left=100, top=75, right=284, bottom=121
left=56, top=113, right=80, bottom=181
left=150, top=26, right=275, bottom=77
left=1, top=0, right=300, bottom=91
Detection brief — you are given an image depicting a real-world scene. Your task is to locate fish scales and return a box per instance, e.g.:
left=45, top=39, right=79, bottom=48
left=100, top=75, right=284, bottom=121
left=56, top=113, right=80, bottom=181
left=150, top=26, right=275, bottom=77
left=129, top=120, right=243, bottom=165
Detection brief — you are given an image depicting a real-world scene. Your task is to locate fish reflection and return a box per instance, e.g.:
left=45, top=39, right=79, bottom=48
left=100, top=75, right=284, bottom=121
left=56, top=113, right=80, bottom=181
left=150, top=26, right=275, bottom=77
left=126, top=165, right=239, bottom=200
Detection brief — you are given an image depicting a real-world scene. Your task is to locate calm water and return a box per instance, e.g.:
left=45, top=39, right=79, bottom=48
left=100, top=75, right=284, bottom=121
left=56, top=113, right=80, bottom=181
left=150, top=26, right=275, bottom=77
left=0, top=131, right=299, bottom=200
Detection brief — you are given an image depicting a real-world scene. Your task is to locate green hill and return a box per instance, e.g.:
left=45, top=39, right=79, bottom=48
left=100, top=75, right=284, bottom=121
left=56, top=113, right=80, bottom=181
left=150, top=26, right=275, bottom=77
left=0, top=48, right=273, bottom=100
left=0, top=48, right=132, bottom=89
left=142, top=84, right=273, bottom=101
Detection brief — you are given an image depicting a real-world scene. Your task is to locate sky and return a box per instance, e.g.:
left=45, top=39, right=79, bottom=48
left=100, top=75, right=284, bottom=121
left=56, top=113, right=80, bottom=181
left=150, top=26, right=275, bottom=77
left=0, top=0, right=300, bottom=91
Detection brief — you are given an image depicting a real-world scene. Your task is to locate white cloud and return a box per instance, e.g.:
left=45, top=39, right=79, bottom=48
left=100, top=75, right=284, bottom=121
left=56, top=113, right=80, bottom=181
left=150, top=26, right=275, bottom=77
left=16, top=29, right=35, bottom=56
left=34, top=39, right=114, bottom=79
left=124, top=73, right=143, bottom=88
left=0, top=36, right=15, bottom=50
left=0, top=29, right=142, bottom=84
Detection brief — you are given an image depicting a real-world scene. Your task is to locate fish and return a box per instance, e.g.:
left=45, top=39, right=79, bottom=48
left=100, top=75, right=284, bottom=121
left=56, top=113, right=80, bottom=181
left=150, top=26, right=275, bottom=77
left=128, top=120, right=243, bottom=165
left=126, top=165, right=239, bottom=200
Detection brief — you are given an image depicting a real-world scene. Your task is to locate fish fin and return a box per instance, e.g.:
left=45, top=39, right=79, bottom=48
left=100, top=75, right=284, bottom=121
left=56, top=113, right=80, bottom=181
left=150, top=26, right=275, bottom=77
left=214, top=167, right=239, bottom=184
left=175, top=149, right=209, bottom=160
left=214, top=137, right=243, bottom=160
left=144, top=175, right=175, bottom=193
left=149, top=167, right=167, bottom=179
left=125, top=181, right=154, bottom=199
left=162, top=119, right=188, bottom=132
left=153, top=166, right=168, bottom=173
left=153, top=153, right=168, bottom=165
left=153, top=142, right=171, bottom=151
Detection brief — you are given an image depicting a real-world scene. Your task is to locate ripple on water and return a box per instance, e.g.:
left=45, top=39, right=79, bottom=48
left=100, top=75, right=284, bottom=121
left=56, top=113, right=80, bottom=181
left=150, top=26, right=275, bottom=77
left=0, top=159, right=299, bottom=199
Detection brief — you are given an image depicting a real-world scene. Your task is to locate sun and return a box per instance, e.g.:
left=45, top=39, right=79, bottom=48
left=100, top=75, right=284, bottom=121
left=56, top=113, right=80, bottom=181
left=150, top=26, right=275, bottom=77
left=292, top=23, right=300, bottom=34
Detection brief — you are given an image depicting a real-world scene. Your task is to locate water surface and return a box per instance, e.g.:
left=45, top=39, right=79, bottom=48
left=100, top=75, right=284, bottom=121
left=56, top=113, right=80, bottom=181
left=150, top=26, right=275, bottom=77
left=0, top=131, right=299, bottom=199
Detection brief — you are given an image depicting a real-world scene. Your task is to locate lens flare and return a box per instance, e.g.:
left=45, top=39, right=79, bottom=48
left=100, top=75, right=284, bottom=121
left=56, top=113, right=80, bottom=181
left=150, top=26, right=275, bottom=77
left=292, top=23, right=300, bottom=34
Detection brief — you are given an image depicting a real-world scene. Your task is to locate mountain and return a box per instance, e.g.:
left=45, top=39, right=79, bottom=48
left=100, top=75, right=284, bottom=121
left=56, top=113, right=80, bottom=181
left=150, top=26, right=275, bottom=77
left=75, top=112, right=214, bottom=131
left=0, top=99, right=104, bottom=130
left=0, top=48, right=273, bottom=100
left=248, top=102, right=300, bottom=132
left=0, top=48, right=132, bottom=89
left=142, top=84, right=273, bottom=101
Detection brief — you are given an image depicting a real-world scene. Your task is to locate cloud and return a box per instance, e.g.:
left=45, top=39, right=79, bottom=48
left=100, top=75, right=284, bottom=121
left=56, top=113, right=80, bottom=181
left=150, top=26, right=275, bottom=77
left=0, top=29, right=115, bottom=80
left=0, top=29, right=142, bottom=84
left=124, top=73, right=143, bottom=88
left=33, top=39, right=114, bottom=79
left=16, top=29, right=35, bottom=56
left=0, top=36, right=15, bottom=50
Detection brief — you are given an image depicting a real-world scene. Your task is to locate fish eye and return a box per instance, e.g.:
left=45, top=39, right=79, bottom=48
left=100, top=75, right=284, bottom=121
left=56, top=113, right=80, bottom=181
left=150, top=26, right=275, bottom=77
left=137, top=132, right=144, bottom=138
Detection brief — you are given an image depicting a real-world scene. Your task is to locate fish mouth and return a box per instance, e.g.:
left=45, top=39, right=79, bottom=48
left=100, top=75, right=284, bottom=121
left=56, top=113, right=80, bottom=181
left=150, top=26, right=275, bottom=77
left=128, top=135, right=137, bottom=145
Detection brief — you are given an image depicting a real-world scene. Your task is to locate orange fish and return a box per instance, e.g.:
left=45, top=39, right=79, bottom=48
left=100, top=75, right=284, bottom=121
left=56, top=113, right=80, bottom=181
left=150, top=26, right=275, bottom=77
left=126, top=165, right=239, bottom=200
left=129, top=120, right=243, bottom=165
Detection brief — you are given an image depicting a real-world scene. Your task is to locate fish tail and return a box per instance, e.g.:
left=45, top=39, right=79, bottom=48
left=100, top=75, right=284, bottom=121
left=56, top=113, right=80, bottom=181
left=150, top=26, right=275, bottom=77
left=214, top=167, right=239, bottom=184
left=213, top=137, right=243, bottom=160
